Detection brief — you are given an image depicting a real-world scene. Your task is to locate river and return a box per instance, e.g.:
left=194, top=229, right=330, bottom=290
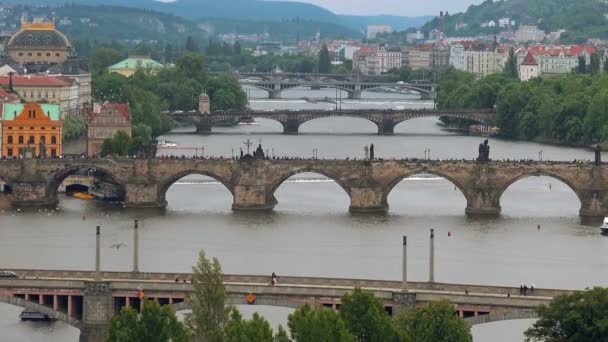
left=1, top=88, right=607, bottom=341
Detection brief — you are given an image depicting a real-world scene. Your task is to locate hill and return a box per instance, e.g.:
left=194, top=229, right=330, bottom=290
left=423, top=0, right=608, bottom=43
left=5, top=0, right=426, bottom=34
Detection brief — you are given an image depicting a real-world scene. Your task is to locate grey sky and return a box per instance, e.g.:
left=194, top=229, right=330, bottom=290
left=279, top=0, right=484, bottom=16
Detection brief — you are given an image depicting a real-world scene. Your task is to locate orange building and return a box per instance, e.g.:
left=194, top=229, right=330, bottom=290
left=2, top=103, right=62, bottom=158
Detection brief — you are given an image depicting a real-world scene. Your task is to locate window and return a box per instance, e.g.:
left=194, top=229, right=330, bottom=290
left=18, top=53, right=23, bottom=57
left=46, top=53, right=51, bottom=57
left=45, top=91, right=48, bottom=98
left=55, top=53, right=60, bottom=57
left=40, top=136, right=46, bottom=144
left=51, top=149, right=57, bottom=157
left=30, top=92, right=34, bottom=98
left=37, top=53, right=42, bottom=56
left=7, top=149, right=12, bottom=157
left=7, top=136, right=12, bottom=144
left=28, top=136, right=34, bottom=144
left=27, top=53, right=32, bottom=56
left=41, top=127, right=45, bottom=130
left=19, top=127, right=23, bottom=130
left=52, top=92, right=56, bottom=98
left=51, top=136, right=57, bottom=144
left=18, top=136, right=23, bottom=144
left=37, top=92, right=41, bottom=98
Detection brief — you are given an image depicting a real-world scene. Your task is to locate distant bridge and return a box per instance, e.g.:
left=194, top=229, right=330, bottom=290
left=0, top=269, right=563, bottom=341
left=241, top=79, right=437, bottom=99
left=216, top=71, right=394, bottom=83
left=168, top=108, right=494, bottom=134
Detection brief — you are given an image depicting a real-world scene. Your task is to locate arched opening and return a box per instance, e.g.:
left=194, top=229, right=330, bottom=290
left=50, top=166, right=124, bottom=205
left=386, top=172, right=468, bottom=216
left=161, top=172, right=233, bottom=212
left=500, top=175, right=581, bottom=217
left=280, top=86, right=348, bottom=101
left=393, top=117, right=463, bottom=136
left=472, top=319, right=536, bottom=342
left=298, top=116, right=378, bottom=134
left=272, top=171, right=350, bottom=213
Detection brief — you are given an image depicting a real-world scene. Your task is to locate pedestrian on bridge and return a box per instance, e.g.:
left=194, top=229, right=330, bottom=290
left=523, top=285, right=528, bottom=296
left=271, top=272, right=277, bottom=286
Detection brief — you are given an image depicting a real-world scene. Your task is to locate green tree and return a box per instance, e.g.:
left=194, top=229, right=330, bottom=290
left=339, top=288, right=397, bottom=341
left=90, top=47, right=123, bottom=72
left=590, top=53, right=601, bottom=74
left=100, top=131, right=132, bottom=156
left=394, top=300, right=472, bottom=342
left=274, top=326, right=290, bottom=342
left=225, top=309, right=274, bottom=342
left=577, top=55, right=588, bottom=74
left=186, top=36, right=200, bottom=53
left=525, top=287, right=608, bottom=342
left=186, top=249, right=231, bottom=342
left=504, top=47, right=519, bottom=79
left=318, top=43, right=331, bottom=73
left=62, top=115, right=86, bottom=142
left=288, top=305, right=354, bottom=342
left=107, top=299, right=190, bottom=342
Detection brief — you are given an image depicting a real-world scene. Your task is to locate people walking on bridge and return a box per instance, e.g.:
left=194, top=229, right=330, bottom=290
left=523, top=285, right=528, bottom=296
left=271, top=272, right=277, bottom=286
left=531, top=284, right=535, bottom=295
left=519, top=285, right=523, bottom=295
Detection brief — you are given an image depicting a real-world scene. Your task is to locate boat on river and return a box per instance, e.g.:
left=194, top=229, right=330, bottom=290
left=73, top=192, right=93, bottom=200
left=601, top=217, right=608, bottom=235
left=19, top=310, right=51, bottom=322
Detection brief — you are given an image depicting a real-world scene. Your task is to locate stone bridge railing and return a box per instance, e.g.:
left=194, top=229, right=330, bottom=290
left=0, top=158, right=606, bottom=217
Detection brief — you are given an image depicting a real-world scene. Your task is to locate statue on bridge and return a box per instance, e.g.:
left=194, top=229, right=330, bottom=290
left=477, top=139, right=490, bottom=162
left=370, top=144, right=375, bottom=160
left=595, top=145, right=602, bottom=165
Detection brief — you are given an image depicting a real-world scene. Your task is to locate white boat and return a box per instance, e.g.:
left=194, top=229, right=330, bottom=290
left=601, top=217, right=608, bottom=235
left=156, top=139, right=177, bottom=148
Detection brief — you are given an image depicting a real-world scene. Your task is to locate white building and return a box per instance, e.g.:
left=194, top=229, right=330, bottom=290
left=516, top=25, right=546, bottom=43
left=519, top=52, right=540, bottom=81
left=449, top=44, right=466, bottom=71
left=354, top=45, right=402, bottom=75
left=367, top=25, right=392, bottom=40
left=498, top=18, right=510, bottom=28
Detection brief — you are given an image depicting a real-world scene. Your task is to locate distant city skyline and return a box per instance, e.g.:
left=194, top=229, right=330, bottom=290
left=276, top=0, right=485, bottom=16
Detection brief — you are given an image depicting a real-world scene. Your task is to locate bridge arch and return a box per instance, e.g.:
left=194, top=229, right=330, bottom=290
left=0, top=295, right=82, bottom=329
left=466, top=310, right=538, bottom=326
left=498, top=171, right=584, bottom=210
left=297, top=115, right=380, bottom=134
left=48, top=164, right=125, bottom=200
left=158, top=170, right=234, bottom=205
left=269, top=167, right=352, bottom=198
left=384, top=169, right=471, bottom=208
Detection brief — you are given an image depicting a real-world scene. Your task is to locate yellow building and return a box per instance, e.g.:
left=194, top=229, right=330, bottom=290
left=7, top=22, right=71, bottom=65
left=2, top=103, right=62, bottom=158
left=107, top=56, right=164, bottom=77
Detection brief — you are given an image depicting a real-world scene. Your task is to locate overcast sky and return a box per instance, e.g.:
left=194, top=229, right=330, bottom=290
left=278, top=0, right=484, bottom=16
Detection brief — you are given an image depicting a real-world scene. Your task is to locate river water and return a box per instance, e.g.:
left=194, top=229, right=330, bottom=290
left=1, top=88, right=607, bottom=341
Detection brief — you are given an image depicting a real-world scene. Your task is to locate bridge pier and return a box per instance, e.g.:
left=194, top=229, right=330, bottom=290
left=378, top=120, right=395, bottom=135
left=283, top=119, right=300, bottom=134
left=232, top=185, right=276, bottom=211
left=195, top=118, right=212, bottom=134
left=269, top=89, right=282, bottom=99
left=11, top=181, right=56, bottom=207
left=465, top=189, right=501, bottom=216
left=349, top=187, right=388, bottom=213
left=579, top=190, right=608, bottom=217
left=79, top=282, right=113, bottom=342
left=420, top=90, right=436, bottom=101
left=124, top=182, right=166, bottom=208
left=347, top=89, right=362, bottom=100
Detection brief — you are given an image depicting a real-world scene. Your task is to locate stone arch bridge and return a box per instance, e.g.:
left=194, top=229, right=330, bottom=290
left=169, top=108, right=495, bottom=134
left=0, top=158, right=607, bottom=217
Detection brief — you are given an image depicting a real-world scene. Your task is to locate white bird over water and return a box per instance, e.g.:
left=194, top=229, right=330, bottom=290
left=110, top=243, right=127, bottom=250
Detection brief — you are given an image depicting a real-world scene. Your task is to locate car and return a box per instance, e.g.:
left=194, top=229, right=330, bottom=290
left=0, top=271, right=18, bottom=278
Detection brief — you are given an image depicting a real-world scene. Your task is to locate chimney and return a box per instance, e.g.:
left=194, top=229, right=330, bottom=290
left=8, top=72, right=13, bottom=93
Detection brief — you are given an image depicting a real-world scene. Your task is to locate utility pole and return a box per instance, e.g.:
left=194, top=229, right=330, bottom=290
left=95, top=226, right=101, bottom=280
left=133, top=220, right=139, bottom=273
left=402, top=236, right=407, bottom=289
left=429, top=229, right=435, bottom=283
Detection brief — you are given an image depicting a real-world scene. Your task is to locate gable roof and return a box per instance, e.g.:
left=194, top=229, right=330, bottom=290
left=0, top=75, right=70, bottom=87
left=88, top=103, right=131, bottom=122
left=107, top=57, right=163, bottom=71
left=2, top=103, right=61, bottom=121
left=521, top=52, right=538, bottom=66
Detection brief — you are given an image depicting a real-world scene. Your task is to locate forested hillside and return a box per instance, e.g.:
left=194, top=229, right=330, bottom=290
left=424, top=0, right=608, bottom=43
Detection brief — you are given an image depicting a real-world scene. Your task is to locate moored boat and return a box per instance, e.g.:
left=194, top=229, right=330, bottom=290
left=73, top=192, right=94, bottom=200
left=19, top=310, right=51, bottom=322
left=601, top=217, right=608, bottom=235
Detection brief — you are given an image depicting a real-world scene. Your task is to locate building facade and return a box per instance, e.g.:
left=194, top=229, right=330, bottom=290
left=0, top=75, right=88, bottom=117
left=7, top=22, right=70, bottom=65
left=353, top=45, right=402, bottom=75
left=2, top=102, right=62, bottom=158
left=519, top=52, right=540, bottom=81
left=517, top=45, right=596, bottom=75
left=406, top=45, right=433, bottom=70
left=366, top=25, right=392, bottom=40
left=86, top=103, right=132, bottom=157
left=515, top=25, right=546, bottom=43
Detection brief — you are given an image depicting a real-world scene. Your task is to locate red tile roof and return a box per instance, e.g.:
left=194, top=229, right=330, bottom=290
left=526, top=45, right=596, bottom=57
left=0, top=75, right=70, bottom=87
left=88, top=103, right=131, bottom=122
left=521, top=51, right=538, bottom=66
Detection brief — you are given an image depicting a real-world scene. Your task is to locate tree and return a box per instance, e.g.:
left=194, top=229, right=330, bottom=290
left=100, top=131, right=132, bottom=156
left=107, top=299, right=190, bottom=342
left=525, top=287, right=608, bottom=341
left=504, top=47, right=519, bottom=79
left=339, top=288, right=397, bottom=341
left=164, top=43, right=174, bottom=64
left=186, top=35, right=200, bottom=53
left=590, top=53, right=601, bottom=74
left=577, top=55, right=588, bottom=74
left=318, top=43, right=331, bottom=73
left=89, top=47, right=123, bottom=72
left=394, top=300, right=472, bottom=342
left=225, top=309, right=274, bottom=342
left=274, top=326, right=290, bottom=342
left=288, top=305, right=354, bottom=342
left=186, top=249, right=231, bottom=342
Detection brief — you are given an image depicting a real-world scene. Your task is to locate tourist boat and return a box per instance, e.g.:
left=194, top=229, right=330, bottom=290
left=156, top=139, right=177, bottom=148
left=19, top=310, right=51, bottom=322
left=238, top=117, right=258, bottom=125
left=90, top=181, right=123, bottom=201
left=73, top=192, right=94, bottom=200
left=601, top=217, right=608, bottom=235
